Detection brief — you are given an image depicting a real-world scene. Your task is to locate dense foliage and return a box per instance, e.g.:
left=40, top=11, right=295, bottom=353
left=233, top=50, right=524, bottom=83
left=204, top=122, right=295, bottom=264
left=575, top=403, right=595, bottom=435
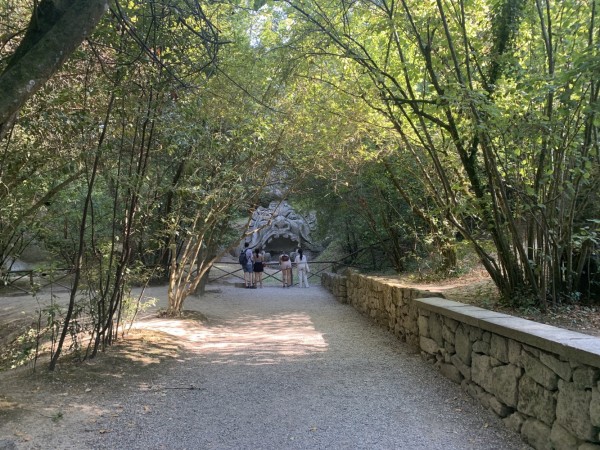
left=274, top=0, right=600, bottom=307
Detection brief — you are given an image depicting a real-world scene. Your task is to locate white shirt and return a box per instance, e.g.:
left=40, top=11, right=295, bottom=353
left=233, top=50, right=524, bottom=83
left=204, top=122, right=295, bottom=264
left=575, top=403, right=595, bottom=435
left=295, top=254, right=308, bottom=270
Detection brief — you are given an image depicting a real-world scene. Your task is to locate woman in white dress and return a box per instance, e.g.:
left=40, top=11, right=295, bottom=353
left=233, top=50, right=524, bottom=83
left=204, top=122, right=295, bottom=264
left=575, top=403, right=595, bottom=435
left=294, top=248, right=310, bottom=288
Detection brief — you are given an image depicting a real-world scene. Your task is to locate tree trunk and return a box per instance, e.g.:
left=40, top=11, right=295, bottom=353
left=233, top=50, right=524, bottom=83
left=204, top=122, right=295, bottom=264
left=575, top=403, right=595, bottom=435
left=0, top=0, right=108, bottom=140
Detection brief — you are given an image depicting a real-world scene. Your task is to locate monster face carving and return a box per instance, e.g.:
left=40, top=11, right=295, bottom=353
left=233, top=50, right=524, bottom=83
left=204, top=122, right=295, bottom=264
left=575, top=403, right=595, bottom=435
left=243, top=201, right=318, bottom=256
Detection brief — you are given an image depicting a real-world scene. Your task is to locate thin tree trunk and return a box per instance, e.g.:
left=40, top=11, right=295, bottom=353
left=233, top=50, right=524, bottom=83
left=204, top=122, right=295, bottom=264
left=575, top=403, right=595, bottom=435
left=49, top=93, right=114, bottom=370
left=0, top=0, right=107, bottom=140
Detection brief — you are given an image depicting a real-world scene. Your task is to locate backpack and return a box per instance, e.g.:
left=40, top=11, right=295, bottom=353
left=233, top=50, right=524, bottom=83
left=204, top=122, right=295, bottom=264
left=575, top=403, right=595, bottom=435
left=239, top=249, right=248, bottom=266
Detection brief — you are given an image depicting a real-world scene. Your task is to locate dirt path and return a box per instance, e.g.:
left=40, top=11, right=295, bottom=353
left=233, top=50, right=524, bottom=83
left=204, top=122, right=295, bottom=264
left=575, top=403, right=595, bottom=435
left=0, top=282, right=530, bottom=450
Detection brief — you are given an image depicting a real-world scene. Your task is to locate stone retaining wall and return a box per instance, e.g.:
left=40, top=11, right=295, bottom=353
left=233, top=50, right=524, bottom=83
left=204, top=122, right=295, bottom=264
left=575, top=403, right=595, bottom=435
left=322, top=271, right=600, bottom=450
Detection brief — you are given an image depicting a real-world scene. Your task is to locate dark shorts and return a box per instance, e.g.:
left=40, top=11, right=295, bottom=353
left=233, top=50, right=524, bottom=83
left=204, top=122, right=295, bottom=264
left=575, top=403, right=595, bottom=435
left=254, top=262, right=264, bottom=272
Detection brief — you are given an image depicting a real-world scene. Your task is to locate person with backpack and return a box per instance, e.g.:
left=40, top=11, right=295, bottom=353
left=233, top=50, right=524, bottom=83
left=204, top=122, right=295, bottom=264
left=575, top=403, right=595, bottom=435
left=239, top=242, right=254, bottom=288
left=294, top=248, right=310, bottom=288
left=279, top=251, right=292, bottom=288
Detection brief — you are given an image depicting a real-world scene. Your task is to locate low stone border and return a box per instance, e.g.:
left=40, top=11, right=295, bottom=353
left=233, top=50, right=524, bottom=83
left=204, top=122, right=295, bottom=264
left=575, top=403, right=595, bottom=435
left=322, top=271, right=600, bottom=450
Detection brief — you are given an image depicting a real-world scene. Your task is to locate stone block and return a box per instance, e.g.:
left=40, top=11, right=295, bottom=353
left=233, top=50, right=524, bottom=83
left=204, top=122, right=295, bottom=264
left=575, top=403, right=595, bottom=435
left=439, top=362, right=463, bottom=384
left=420, top=336, right=439, bottom=355
left=522, top=350, right=559, bottom=390
left=455, top=324, right=472, bottom=366
left=385, top=300, right=395, bottom=316
left=556, top=380, right=597, bottom=441
left=429, top=314, right=443, bottom=346
left=444, top=341, right=455, bottom=355
left=383, top=285, right=392, bottom=304
left=517, top=375, right=556, bottom=426
left=408, top=303, right=419, bottom=322
left=482, top=331, right=491, bottom=343
left=422, top=352, right=436, bottom=364
left=476, top=388, right=493, bottom=409
left=391, top=287, right=402, bottom=306
left=468, top=325, right=482, bottom=342
left=508, top=339, right=522, bottom=367
left=444, top=317, right=459, bottom=332
left=471, top=354, right=493, bottom=392
left=523, top=345, right=540, bottom=358
left=472, top=340, right=490, bottom=355
left=490, top=363, right=521, bottom=408
left=406, top=334, right=419, bottom=348
left=521, top=418, right=552, bottom=450
left=490, top=356, right=503, bottom=368
left=387, top=318, right=396, bottom=332
left=591, top=388, right=600, bottom=428
left=444, top=351, right=452, bottom=364
left=462, top=380, right=483, bottom=400
left=418, top=315, right=429, bottom=337
left=490, top=334, right=509, bottom=363
left=396, top=303, right=404, bottom=317
left=574, top=366, right=600, bottom=390
left=540, top=352, right=573, bottom=382
left=394, top=324, right=404, bottom=339
left=451, top=353, right=471, bottom=381
left=442, top=324, right=455, bottom=344
left=551, top=422, right=580, bottom=450
left=404, top=315, right=418, bottom=336
left=488, top=396, right=513, bottom=418
left=503, top=411, right=526, bottom=433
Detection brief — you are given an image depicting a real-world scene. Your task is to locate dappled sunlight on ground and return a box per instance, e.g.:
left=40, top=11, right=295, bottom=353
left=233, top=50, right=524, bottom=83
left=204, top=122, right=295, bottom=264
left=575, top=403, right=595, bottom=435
left=109, top=330, right=182, bottom=367
left=130, top=312, right=328, bottom=365
left=0, top=398, right=19, bottom=414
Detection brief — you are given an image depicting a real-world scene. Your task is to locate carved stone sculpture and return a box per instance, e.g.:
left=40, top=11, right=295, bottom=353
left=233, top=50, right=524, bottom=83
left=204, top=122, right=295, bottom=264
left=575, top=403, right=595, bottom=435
left=242, top=201, right=319, bottom=258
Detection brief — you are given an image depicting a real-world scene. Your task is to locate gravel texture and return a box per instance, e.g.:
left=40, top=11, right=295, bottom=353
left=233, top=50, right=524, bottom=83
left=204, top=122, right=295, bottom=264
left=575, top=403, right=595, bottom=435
left=75, top=283, right=530, bottom=450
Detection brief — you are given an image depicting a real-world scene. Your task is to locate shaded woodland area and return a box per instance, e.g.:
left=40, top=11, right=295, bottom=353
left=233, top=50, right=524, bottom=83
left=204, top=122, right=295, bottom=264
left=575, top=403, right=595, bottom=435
left=0, top=0, right=598, bottom=369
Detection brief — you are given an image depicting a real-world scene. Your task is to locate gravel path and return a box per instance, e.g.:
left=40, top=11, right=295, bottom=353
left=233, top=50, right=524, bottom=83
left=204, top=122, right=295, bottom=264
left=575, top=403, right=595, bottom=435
left=79, top=283, right=529, bottom=450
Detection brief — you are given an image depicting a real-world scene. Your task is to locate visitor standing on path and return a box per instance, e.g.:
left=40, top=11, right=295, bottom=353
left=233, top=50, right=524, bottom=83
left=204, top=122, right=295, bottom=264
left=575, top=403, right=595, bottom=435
left=241, top=242, right=255, bottom=288
left=294, top=248, right=310, bottom=288
left=279, top=251, right=292, bottom=287
left=253, top=248, right=265, bottom=288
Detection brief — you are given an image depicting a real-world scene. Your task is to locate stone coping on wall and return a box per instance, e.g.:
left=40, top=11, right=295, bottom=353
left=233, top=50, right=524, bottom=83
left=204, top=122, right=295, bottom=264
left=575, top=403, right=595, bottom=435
left=416, top=297, right=600, bottom=369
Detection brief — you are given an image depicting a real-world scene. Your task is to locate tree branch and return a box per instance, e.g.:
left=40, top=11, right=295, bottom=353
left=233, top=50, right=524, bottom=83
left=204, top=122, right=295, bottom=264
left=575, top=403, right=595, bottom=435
left=0, top=0, right=108, bottom=141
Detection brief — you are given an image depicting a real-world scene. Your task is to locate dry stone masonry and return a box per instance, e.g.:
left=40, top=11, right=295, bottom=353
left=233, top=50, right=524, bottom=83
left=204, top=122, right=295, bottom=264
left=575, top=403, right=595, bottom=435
left=322, top=270, right=600, bottom=450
